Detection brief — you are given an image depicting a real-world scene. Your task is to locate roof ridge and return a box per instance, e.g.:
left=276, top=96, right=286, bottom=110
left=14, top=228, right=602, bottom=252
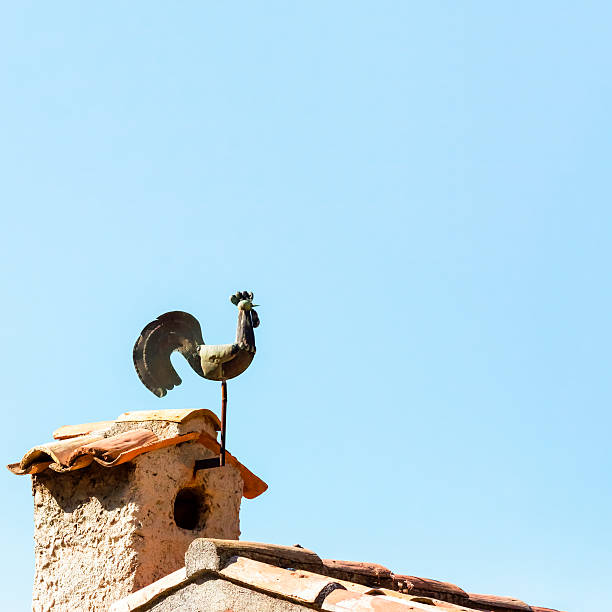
left=112, top=538, right=567, bottom=612
left=52, top=408, right=222, bottom=440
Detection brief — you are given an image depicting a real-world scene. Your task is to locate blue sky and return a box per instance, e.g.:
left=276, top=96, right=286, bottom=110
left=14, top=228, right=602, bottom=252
left=1, top=3, right=611, bottom=610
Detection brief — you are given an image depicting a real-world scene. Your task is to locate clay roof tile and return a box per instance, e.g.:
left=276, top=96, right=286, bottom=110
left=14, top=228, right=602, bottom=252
left=467, top=593, right=532, bottom=611
left=111, top=538, right=564, bottom=612
left=116, top=408, right=221, bottom=429
left=219, top=556, right=345, bottom=604
left=394, top=575, right=468, bottom=600
left=7, top=409, right=266, bottom=499
left=322, top=589, right=436, bottom=611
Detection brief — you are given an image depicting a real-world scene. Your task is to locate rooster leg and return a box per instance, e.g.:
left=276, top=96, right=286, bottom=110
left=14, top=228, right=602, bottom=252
left=220, top=380, right=227, bottom=467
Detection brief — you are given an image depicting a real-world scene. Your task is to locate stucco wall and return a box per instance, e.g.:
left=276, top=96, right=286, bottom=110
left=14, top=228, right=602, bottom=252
left=144, top=576, right=312, bottom=612
left=32, top=438, right=243, bottom=612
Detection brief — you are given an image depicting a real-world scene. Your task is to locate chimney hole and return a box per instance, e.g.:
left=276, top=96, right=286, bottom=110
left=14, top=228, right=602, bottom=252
left=173, top=487, right=207, bottom=530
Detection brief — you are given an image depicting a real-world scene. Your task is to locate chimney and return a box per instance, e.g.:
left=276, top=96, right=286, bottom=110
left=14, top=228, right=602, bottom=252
left=7, top=409, right=267, bottom=612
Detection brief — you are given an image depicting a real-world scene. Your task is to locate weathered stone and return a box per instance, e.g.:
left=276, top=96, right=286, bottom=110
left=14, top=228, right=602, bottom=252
left=185, top=538, right=324, bottom=577
left=185, top=538, right=224, bottom=574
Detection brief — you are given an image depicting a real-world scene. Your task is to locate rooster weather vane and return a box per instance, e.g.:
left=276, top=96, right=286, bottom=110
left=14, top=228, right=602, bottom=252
left=133, top=291, right=260, bottom=470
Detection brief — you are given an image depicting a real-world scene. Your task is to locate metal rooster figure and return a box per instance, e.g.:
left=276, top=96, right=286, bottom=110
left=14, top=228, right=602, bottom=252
left=133, top=291, right=260, bottom=469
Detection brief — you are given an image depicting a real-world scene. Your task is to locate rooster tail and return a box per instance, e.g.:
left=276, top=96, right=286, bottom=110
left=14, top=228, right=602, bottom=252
left=133, top=311, right=205, bottom=397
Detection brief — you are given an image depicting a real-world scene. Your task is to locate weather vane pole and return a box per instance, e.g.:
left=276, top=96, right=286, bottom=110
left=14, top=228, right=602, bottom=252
left=133, top=291, right=260, bottom=469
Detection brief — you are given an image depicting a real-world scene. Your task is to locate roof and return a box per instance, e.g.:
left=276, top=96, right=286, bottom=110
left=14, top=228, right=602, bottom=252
left=7, top=408, right=267, bottom=499
left=111, top=539, right=567, bottom=612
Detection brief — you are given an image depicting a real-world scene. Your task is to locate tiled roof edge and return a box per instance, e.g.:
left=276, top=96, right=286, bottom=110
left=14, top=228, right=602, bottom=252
left=109, top=567, right=186, bottom=612
left=111, top=539, right=566, bottom=612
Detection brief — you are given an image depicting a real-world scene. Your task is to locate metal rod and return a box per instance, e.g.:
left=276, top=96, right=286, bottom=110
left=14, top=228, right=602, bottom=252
left=220, top=380, right=227, bottom=467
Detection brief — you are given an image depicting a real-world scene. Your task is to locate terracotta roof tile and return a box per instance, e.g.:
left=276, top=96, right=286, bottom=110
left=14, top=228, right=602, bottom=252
left=67, top=429, right=157, bottom=464
left=302, top=572, right=373, bottom=595
left=466, top=593, right=531, bottom=611
left=393, top=576, right=468, bottom=603
left=322, top=559, right=394, bottom=588
left=197, top=431, right=268, bottom=499
left=113, top=538, right=564, bottom=612
left=116, top=408, right=221, bottom=429
left=322, top=589, right=431, bottom=611
left=52, top=409, right=220, bottom=442
left=9, top=433, right=106, bottom=474
left=219, top=556, right=344, bottom=604
left=7, top=430, right=198, bottom=474
left=366, top=589, right=475, bottom=611
left=53, top=420, right=115, bottom=440
left=7, top=409, right=266, bottom=499
left=185, top=538, right=322, bottom=575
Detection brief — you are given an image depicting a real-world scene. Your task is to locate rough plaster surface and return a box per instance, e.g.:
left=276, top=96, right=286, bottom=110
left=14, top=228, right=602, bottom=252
left=145, top=576, right=312, bottom=612
left=32, top=433, right=243, bottom=612
left=107, top=415, right=218, bottom=440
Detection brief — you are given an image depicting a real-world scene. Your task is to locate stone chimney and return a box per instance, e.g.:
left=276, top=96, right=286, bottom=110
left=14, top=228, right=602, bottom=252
left=7, top=409, right=267, bottom=612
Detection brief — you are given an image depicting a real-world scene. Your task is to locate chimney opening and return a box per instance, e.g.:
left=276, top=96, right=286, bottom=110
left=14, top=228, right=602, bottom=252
left=173, top=487, right=207, bottom=530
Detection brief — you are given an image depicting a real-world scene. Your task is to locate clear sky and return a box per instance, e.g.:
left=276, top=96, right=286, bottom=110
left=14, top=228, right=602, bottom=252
left=1, top=3, right=610, bottom=610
